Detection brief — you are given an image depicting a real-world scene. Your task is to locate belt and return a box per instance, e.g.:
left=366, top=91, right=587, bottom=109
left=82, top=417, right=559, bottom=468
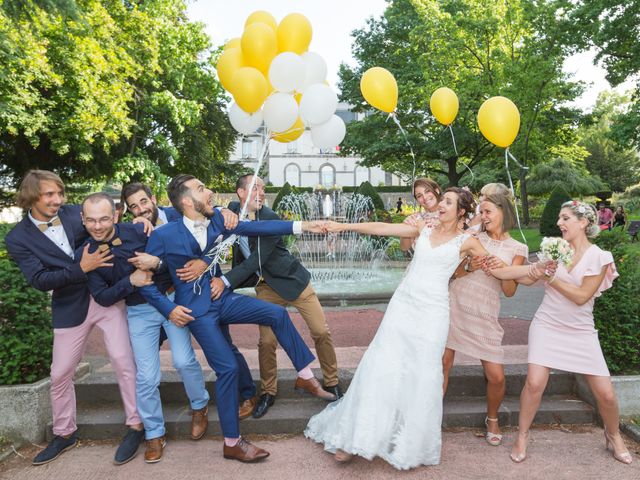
left=166, top=286, right=175, bottom=295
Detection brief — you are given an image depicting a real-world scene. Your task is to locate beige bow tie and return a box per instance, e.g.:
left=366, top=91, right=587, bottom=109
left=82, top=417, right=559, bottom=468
left=98, top=237, right=122, bottom=252
left=37, top=217, right=62, bottom=232
left=155, top=217, right=164, bottom=226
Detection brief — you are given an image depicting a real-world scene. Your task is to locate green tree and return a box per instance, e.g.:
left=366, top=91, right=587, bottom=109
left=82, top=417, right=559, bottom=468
left=539, top=185, right=571, bottom=236
left=0, top=0, right=239, bottom=192
left=580, top=91, right=640, bottom=192
left=527, top=158, right=606, bottom=196
left=338, top=0, right=583, bottom=224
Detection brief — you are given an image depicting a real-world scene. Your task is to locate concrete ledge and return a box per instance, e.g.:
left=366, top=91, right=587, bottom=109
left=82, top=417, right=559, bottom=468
left=576, top=374, right=640, bottom=416
left=0, top=363, right=90, bottom=446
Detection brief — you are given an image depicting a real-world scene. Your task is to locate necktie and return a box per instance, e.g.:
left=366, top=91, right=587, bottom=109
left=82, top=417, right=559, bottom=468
left=37, top=217, right=62, bottom=232
left=98, top=237, right=122, bottom=252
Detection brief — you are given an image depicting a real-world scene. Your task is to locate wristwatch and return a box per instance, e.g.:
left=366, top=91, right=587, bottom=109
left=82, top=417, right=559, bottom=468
left=464, top=260, right=472, bottom=273
left=155, top=258, right=163, bottom=272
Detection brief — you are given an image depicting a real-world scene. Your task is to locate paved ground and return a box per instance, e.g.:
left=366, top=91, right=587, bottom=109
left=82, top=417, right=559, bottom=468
left=3, top=426, right=639, bottom=480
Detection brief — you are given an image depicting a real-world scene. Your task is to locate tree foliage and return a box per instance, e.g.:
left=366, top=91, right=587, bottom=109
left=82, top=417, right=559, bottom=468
left=527, top=158, right=605, bottom=196
left=539, top=185, right=571, bottom=236
left=338, top=0, right=584, bottom=223
left=0, top=0, right=240, bottom=192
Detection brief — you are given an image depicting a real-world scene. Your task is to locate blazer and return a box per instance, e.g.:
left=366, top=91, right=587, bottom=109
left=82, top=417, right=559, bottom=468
left=140, top=210, right=297, bottom=319
left=225, top=202, right=310, bottom=301
left=158, top=206, right=181, bottom=224
left=79, top=223, right=173, bottom=308
left=5, top=204, right=90, bottom=329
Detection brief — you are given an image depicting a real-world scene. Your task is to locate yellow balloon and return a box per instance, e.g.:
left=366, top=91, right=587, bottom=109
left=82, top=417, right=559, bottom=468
left=241, top=22, right=278, bottom=74
left=360, top=67, right=398, bottom=113
left=277, top=13, right=312, bottom=54
left=231, top=67, right=269, bottom=113
left=223, top=37, right=241, bottom=51
left=430, top=87, right=459, bottom=126
left=294, top=92, right=302, bottom=104
left=245, top=10, right=277, bottom=31
left=477, top=96, right=520, bottom=148
left=216, top=47, right=245, bottom=92
left=273, top=117, right=304, bottom=143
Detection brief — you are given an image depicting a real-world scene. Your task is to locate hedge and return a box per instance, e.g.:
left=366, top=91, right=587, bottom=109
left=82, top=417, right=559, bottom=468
left=539, top=186, right=571, bottom=236
left=593, top=233, right=640, bottom=374
left=0, top=223, right=53, bottom=385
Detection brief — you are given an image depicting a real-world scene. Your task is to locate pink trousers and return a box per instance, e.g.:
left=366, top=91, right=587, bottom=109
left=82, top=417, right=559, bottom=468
left=50, top=297, right=140, bottom=436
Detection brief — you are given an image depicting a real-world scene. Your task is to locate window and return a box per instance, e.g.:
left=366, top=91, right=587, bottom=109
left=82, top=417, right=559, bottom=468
left=286, top=141, right=299, bottom=154
left=284, top=163, right=301, bottom=186
left=354, top=166, right=369, bottom=185
left=319, top=164, right=336, bottom=187
left=242, top=140, right=254, bottom=158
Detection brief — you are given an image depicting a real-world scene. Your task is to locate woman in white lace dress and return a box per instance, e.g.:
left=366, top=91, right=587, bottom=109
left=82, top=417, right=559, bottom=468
left=305, top=188, right=530, bottom=470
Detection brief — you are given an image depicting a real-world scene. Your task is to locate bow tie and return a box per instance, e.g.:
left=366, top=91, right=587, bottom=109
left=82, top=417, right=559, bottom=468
left=37, top=217, right=61, bottom=232
left=193, top=220, right=208, bottom=231
left=98, top=237, right=122, bottom=252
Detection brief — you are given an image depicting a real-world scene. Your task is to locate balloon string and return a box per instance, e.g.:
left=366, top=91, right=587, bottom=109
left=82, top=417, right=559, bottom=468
left=389, top=112, right=417, bottom=185
left=448, top=125, right=474, bottom=182
left=505, top=148, right=529, bottom=245
left=194, top=130, right=273, bottom=292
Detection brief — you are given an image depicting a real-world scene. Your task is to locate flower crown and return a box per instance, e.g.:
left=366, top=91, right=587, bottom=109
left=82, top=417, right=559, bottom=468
left=569, top=200, right=596, bottom=222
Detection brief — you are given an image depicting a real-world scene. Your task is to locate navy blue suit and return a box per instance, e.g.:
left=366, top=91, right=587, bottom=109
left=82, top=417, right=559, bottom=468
left=141, top=211, right=315, bottom=437
left=5, top=204, right=90, bottom=328
left=158, top=206, right=181, bottom=224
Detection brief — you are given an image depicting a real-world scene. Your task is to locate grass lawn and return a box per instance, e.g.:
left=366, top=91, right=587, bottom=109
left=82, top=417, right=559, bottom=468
left=509, top=227, right=542, bottom=252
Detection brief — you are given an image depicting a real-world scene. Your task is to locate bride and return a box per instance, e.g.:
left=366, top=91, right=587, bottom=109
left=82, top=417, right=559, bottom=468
left=305, top=188, right=543, bottom=470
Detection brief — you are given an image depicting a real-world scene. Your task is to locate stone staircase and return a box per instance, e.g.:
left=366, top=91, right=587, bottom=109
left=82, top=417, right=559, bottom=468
left=55, top=364, right=595, bottom=440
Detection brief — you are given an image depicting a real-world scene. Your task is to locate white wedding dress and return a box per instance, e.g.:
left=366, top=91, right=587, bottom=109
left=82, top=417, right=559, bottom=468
left=305, top=227, right=469, bottom=470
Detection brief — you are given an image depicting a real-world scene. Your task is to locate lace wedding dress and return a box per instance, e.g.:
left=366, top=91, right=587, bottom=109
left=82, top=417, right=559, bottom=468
left=305, top=227, right=469, bottom=470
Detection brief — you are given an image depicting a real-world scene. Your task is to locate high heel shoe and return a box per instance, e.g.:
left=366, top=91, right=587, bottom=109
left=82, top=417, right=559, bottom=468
left=484, top=417, right=503, bottom=446
left=604, top=427, right=633, bottom=465
left=510, top=431, right=529, bottom=463
left=334, top=449, right=353, bottom=463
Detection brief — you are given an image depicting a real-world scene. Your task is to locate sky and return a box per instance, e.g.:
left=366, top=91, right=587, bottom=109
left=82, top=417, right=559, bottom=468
left=186, top=0, right=633, bottom=112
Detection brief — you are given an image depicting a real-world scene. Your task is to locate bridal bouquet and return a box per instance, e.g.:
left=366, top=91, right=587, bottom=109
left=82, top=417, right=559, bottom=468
left=538, top=237, right=574, bottom=267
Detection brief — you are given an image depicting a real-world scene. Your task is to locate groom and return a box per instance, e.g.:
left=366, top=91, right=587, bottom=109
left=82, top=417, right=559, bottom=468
left=140, top=174, right=335, bottom=462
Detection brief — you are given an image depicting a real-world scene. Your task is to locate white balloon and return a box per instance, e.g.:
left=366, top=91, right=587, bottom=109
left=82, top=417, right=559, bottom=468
left=228, top=102, right=263, bottom=135
left=300, top=52, right=327, bottom=91
left=262, top=93, right=298, bottom=133
left=311, top=115, right=346, bottom=149
left=299, top=83, right=338, bottom=127
left=268, top=52, right=305, bottom=93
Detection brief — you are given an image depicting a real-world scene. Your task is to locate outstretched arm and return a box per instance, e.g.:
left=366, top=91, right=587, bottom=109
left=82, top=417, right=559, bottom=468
left=325, top=220, right=421, bottom=238
left=548, top=267, right=608, bottom=306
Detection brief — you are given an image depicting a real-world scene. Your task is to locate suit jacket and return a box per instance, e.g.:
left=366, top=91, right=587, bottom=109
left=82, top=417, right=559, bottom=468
left=140, top=209, right=297, bottom=318
left=158, top=206, right=181, bottom=224
left=225, top=202, right=310, bottom=301
left=5, top=204, right=90, bottom=329
left=79, top=223, right=173, bottom=308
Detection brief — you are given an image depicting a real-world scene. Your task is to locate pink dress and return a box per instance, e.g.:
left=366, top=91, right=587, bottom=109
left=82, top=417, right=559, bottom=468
left=447, top=232, right=528, bottom=363
left=528, top=244, right=618, bottom=376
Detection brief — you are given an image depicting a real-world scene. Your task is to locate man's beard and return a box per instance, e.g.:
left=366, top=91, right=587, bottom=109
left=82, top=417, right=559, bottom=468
left=148, top=205, right=159, bottom=226
left=193, top=198, right=210, bottom=217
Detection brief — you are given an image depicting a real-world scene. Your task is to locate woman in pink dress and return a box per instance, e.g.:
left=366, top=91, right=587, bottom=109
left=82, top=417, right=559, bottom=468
left=490, top=200, right=632, bottom=465
left=443, top=193, right=528, bottom=446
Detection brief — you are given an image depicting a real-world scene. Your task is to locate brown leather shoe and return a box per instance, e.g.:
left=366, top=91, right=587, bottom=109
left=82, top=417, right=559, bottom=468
left=239, top=396, right=258, bottom=420
left=144, top=436, right=166, bottom=464
left=294, top=376, right=337, bottom=401
left=223, top=437, right=270, bottom=463
left=191, top=405, right=208, bottom=440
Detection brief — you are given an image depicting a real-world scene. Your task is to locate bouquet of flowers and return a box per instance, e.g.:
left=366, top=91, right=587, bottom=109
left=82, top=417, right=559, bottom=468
left=538, top=237, right=574, bottom=267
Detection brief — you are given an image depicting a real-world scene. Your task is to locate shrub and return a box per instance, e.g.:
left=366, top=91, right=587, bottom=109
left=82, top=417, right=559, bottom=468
left=593, top=240, right=640, bottom=374
left=539, top=186, right=571, bottom=236
left=356, top=181, right=385, bottom=211
left=272, top=182, right=292, bottom=211
left=594, top=229, right=630, bottom=252
left=0, top=223, right=53, bottom=385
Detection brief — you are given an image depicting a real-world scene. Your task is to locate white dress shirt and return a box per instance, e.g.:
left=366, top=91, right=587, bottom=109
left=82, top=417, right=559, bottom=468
left=183, top=216, right=210, bottom=251
left=29, top=211, right=74, bottom=258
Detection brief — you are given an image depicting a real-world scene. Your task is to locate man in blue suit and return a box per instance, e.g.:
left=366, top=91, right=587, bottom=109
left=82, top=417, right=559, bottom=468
left=121, top=182, right=182, bottom=227
left=5, top=170, right=145, bottom=466
left=141, top=174, right=336, bottom=462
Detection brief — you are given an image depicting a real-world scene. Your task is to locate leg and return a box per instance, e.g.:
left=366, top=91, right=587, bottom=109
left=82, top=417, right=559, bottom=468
left=255, top=284, right=287, bottom=396
left=481, top=360, right=506, bottom=442
left=96, top=300, right=141, bottom=427
left=219, top=324, right=256, bottom=401
left=511, top=364, right=550, bottom=461
left=187, top=312, right=241, bottom=438
left=163, top=318, right=209, bottom=410
left=290, top=284, right=338, bottom=388
left=442, top=348, right=455, bottom=394
left=127, top=303, right=165, bottom=440
left=584, top=375, right=631, bottom=462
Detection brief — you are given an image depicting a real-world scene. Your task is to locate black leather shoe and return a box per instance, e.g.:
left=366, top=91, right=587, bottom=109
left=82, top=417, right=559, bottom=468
left=252, top=394, right=275, bottom=419
left=323, top=384, right=343, bottom=401
left=114, top=427, right=145, bottom=465
left=32, top=432, right=78, bottom=465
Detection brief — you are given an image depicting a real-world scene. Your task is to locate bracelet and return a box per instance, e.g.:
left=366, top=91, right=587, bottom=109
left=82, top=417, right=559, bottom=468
left=546, top=275, right=556, bottom=285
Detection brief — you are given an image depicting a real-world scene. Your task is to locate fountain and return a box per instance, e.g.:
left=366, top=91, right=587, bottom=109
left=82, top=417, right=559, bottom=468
left=275, top=189, right=407, bottom=304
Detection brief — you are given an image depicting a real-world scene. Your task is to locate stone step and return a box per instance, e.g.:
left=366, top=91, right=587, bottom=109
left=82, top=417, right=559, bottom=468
left=58, top=394, right=595, bottom=441
left=75, top=365, right=577, bottom=407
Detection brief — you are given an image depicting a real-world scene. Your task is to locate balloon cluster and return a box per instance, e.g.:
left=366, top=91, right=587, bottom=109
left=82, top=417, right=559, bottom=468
left=217, top=11, right=346, bottom=149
